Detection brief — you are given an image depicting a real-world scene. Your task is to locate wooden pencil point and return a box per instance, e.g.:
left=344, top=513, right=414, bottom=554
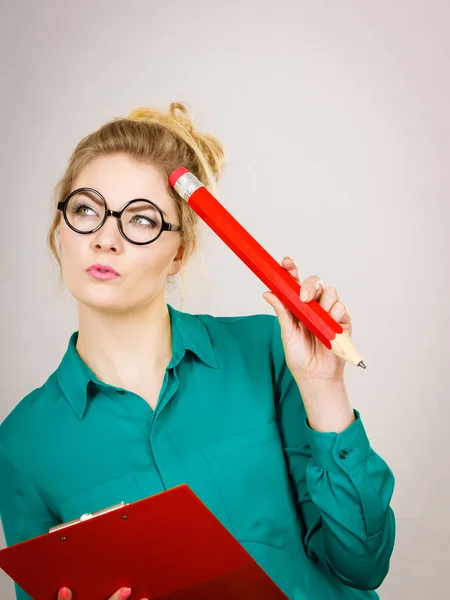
left=330, top=330, right=365, bottom=368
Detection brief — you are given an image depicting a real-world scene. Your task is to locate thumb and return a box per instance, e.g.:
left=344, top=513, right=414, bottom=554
left=111, top=589, right=134, bottom=600
left=263, top=292, right=296, bottom=332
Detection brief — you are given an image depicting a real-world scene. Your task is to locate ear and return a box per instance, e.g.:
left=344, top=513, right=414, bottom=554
left=168, top=244, right=184, bottom=276
left=56, top=221, right=62, bottom=252
left=57, top=212, right=64, bottom=235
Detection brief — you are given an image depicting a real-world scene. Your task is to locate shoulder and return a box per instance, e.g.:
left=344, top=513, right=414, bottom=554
left=200, top=311, right=277, bottom=342
left=191, top=310, right=286, bottom=373
left=0, top=371, right=62, bottom=460
left=193, top=309, right=285, bottom=355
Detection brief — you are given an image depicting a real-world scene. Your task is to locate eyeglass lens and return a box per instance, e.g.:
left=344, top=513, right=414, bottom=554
left=65, top=190, right=163, bottom=243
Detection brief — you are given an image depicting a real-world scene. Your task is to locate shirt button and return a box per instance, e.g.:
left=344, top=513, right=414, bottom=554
left=116, top=390, right=125, bottom=395
left=339, top=449, right=349, bottom=460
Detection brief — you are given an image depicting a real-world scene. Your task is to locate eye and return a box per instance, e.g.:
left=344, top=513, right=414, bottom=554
left=130, top=214, right=157, bottom=227
left=72, top=203, right=97, bottom=216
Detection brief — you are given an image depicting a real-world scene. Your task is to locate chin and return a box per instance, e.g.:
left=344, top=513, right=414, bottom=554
left=71, top=283, right=131, bottom=314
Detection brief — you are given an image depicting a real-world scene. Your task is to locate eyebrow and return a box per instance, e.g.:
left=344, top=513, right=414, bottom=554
left=127, top=200, right=169, bottom=218
left=77, top=189, right=169, bottom=219
left=139, top=201, right=169, bottom=219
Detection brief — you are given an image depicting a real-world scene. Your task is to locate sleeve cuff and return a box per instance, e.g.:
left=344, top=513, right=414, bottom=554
left=306, top=409, right=371, bottom=472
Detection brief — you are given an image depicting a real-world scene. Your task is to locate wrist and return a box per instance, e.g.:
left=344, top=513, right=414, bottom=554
left=294, top=373, right=346, bottom=386
left=295, top=377, right=355, bottom=434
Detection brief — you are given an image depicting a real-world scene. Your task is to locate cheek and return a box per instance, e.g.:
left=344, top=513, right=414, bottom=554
left=59, top=226, right=87, bottom=272
left=59, top=226, right=77, bottom=258
left=138, top=249, right=168, bottom=273
left=133, top=242, right=176, bottom=277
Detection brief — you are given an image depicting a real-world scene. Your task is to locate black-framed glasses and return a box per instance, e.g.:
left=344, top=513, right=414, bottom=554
left=57, top=187, right=183, bottom=246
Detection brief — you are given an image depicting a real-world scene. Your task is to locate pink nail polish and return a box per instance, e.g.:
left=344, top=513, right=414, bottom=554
left=120, top=589, right=132, bottom=599
left=60, top=589, right=69, bottom=599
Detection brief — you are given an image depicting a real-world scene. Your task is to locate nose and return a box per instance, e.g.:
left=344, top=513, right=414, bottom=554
left=90, top=214, right=123, bottom=253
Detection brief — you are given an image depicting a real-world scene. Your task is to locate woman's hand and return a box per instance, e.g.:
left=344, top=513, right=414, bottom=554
left=263, top=257, right=352, bottom=384
left=58, top=586, right=148, bottom=600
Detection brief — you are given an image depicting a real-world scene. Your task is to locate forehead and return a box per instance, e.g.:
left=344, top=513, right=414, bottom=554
left=73, top=153, right=175, bottom=214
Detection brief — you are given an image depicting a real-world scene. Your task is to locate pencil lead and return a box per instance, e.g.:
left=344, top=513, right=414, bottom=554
left=358, top=361, right=366, bottom=369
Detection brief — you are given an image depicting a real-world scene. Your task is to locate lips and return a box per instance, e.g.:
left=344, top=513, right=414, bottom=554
left=87, top=264, right=120, bottom=276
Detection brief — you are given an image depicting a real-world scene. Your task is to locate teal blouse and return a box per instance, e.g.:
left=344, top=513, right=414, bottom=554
left=0, top=304, right=395, bottom=600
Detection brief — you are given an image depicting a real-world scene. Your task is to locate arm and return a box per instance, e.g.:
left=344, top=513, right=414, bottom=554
left=270, top=318, right=396, bottom=590
left=0, top=442, right=60, bottom=600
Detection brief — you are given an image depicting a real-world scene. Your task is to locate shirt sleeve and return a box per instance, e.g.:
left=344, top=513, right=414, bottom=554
left=0, top=442, right=60, bottom=600
left=269, top=317, right=396, bottom=591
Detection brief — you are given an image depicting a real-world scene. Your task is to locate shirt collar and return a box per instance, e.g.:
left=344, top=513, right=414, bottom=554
left=56, top=303, right=218, bottom=419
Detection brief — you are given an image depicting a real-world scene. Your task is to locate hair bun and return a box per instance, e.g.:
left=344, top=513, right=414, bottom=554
left=168, top=102, right=196, bottom=134
left=126, top=102, right=226, bottom=184
left=126, top=102, right=195, bottom=134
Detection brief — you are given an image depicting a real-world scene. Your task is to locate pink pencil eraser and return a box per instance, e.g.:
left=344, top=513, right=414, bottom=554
left=169, top=167, right=189, bottom=188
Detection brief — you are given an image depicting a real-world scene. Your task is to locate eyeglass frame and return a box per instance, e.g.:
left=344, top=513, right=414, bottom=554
left=57, top=187, right=184, bottom=246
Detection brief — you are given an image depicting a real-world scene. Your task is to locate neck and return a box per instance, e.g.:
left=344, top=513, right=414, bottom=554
left=75, top=294, right=173, bottom=387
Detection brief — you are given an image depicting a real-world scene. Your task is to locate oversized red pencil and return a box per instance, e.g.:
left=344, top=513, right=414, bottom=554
left=169, top=168, right=365, bottom=369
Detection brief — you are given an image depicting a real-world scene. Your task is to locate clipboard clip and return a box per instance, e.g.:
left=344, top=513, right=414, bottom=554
left=49, top=502, right=128, bottom=533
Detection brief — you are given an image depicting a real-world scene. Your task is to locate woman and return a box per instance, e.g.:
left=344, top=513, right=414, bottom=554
left=0, top=103, right=395, bottom=600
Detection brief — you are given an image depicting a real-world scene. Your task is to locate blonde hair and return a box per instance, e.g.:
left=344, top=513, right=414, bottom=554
left=48, top=102, right=226, bottom=305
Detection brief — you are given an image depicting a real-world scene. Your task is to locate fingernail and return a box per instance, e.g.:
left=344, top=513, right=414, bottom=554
left=300, top=289, right=309, bottom=302
left=60, top=589, right=69, bottom=599
left=120, top=589, right=132, bottom=599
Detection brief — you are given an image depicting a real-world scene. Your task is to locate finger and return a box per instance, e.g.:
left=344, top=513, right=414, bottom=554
left=329, top=301, right=348, bottom=323
left=300, top=276, right=324, bottom=302
left=111, top=588, right=132, bottom=600
left=317, top=285, right=340, bottom=312
left=58, top=589, right=72, bottom=600
left=263, top=291, right=297, bottom=332
left=281, top=256, right=301, bottom=283
left=330, top=301, right=352, bottom=336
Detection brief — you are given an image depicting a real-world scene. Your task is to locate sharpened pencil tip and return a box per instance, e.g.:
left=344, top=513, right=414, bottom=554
left=358, top=361, right=366, bottom=369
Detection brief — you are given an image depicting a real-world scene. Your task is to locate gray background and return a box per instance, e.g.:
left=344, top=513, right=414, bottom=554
left=1, top=1, right=449, bottom=598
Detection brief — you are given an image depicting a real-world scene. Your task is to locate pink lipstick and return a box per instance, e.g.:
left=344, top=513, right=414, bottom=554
left=87, top=264, right=120, bottom=281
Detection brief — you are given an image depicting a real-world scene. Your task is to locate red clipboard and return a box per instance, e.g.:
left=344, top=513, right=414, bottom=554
left=0, top=483, right=289, bottom=599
